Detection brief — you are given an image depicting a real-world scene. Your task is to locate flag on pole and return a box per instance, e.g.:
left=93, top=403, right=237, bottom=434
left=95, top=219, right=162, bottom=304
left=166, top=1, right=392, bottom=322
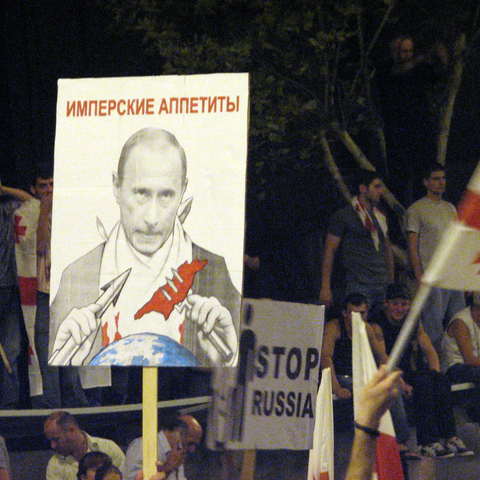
left=387, top=161, right=480, bottom=372
left=14, top=198, right=44, bottom=397
left=423, top=162, right=480, bottom=290
left=307, top=367, right=334, bottom=480
left=352, top=313, right=404, bottom=480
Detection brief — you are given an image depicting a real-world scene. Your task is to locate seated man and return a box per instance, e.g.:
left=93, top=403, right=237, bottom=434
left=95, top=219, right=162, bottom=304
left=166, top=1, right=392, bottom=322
left=123, top=414, right=202, bottom=480
left=442, top=293, right=480, bottom=422
left=320, top=293, right=413, bottom=458
left=371, top=283, right=472, bottom=457
left=44, top=411, right=125, bottom=480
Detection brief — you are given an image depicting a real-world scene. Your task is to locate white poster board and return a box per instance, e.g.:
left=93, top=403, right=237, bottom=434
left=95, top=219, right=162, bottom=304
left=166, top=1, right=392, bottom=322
left=49, top=74, right=248, bottom=368
left=208, top=299, right=325, bottom=450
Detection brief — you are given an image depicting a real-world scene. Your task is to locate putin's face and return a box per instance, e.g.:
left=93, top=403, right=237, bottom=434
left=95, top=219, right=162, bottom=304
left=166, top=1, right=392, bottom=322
left=113, top=141, right=187, bottom=257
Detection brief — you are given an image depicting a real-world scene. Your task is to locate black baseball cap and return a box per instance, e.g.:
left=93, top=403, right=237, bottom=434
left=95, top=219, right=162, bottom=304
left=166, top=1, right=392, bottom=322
left=386, top=283, right=412, bottom=300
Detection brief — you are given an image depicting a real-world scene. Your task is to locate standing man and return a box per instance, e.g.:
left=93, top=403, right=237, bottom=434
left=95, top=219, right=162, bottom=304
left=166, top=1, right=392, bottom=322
left=0, top=180, right=32, bottom=408
left=28, top=165, right=63, bottom=408
left=44, top=411, right=125, bottom=480
left=319, top=169, right=394, bottom=308
left=407, top=162, right=465, bottom=349
left=49, top=128, right=239, bottom=367
left=375, top=35, right=449, bottom=205
left=123, top=414, right=202, bottom=480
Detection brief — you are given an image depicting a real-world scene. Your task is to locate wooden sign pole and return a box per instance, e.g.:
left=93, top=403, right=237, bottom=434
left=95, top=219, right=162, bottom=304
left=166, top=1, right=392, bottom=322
left=142, top=367, right=158, bottom=479
left=240, top=450, right=256, bottom=480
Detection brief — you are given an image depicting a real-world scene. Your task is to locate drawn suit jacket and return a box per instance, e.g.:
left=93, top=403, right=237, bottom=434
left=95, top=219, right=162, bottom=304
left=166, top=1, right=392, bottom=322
left=49, top=243, right=240, bottom=366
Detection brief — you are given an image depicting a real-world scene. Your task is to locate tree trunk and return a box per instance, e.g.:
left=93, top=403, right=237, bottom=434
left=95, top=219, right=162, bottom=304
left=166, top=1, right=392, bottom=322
left=319, top=130, right=352, bottom=203
left=332, top=125, right=405, bottom=216
left=437, top=33, right=466, bottom=166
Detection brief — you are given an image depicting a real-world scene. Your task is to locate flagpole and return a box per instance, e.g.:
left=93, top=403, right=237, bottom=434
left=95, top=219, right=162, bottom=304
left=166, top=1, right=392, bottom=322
left=385, top=283, right=431, bottom=373
left=0, top=341, right=12, bottom=374
left=143, top=367, right=158, bottom=479
left=240, top=450, right=256, bottom=480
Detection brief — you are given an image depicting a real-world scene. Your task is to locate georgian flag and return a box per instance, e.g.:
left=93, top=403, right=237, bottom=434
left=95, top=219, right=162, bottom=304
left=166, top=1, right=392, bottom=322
left=14, top=198, right=43, bottom=397
left=423, top=162, right=480, bottom=290
left=352, top=313, right=404, bottom=480
left=307, top=367, right=334, bottom=480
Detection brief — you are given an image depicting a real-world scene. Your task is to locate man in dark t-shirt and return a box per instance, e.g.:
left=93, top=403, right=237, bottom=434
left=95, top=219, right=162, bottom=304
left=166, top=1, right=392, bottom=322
left=320, top=292, right=412, bottom=453
left=319, top=169, right=394, bottom=309
left=371, top=283, right=472, bottom=458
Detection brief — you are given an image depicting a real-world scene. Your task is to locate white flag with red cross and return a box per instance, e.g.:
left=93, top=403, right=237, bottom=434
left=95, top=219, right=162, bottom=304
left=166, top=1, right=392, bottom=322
left=423, top=162, right=480, bottom=290
left=352, top=313, right=404, bottom=480
left=307, top=367, right=334, bottom=480
left=14, top=198, right=44, bottom=397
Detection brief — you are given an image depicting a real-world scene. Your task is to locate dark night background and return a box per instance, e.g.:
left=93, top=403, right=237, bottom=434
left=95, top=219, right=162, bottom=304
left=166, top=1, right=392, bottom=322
left=2, top=0, right=480, bottom=304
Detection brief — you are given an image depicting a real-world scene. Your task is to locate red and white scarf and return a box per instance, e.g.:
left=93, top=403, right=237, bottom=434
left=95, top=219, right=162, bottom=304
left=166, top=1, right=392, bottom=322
left=352, top=196, right=388, bottom=251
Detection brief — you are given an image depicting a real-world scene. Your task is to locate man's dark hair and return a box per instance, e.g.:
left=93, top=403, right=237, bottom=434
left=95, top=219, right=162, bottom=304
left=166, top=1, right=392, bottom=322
left=159, top=411, right=184, bottom=432
left=94, top=464, right=121, bottom=480
left=47, top=411, right=79, bottom=431
left=422, top=161, right=445, bottom=181
left=352, top=169, right=382, bottom=194
left=342, top=293, right=368, bottom=310
left=32, top=162, right=53, bottom=185
left=77, top=452, right=112, bottom=480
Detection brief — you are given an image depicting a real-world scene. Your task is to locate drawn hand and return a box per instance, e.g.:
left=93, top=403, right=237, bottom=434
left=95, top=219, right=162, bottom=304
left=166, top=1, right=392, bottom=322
left=187, top=294, right=238, bottom=365
left=51, top=303, right=102, bottom=365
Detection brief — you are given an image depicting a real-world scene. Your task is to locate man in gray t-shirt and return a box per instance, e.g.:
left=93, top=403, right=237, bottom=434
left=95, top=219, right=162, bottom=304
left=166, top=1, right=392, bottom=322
left=406, top=162, right=465, bottom=348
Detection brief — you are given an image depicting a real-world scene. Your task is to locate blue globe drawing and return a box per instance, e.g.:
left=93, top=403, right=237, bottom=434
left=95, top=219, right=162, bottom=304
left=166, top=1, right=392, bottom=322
left=89, top=333, right=200, bottom=367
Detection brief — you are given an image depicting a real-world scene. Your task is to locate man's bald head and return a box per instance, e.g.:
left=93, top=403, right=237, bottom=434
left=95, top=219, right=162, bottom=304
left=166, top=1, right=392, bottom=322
left=178, top=414, right=203, bottom=454
left=45, top=410, right=79, bottom=431
left=117, top=128, right=187, bottom=184
left=44, top=411, right=82, bottom=457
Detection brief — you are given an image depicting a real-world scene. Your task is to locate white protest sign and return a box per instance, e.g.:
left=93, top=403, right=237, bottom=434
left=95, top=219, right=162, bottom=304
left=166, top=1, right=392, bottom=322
left=208, top=299, right=325, bottom=450
left=49, top=74, right=248, bottom=368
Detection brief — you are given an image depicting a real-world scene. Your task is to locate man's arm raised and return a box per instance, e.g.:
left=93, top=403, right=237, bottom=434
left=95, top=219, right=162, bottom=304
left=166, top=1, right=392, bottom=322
left=345, top=366, right=402, bottom=480
left=0, top=184, right=33, bottom=203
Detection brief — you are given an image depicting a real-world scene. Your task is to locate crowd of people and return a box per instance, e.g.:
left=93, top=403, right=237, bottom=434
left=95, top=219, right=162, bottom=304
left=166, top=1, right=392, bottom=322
left=0, top=410, right=201, bottom=479
left=0, top=30, right=474, bottom=479
left=0, top=141, right=217, bottom=411
left=0, top=164, right=102, bottom=410
left=319, top=160, right=480, bottom=466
